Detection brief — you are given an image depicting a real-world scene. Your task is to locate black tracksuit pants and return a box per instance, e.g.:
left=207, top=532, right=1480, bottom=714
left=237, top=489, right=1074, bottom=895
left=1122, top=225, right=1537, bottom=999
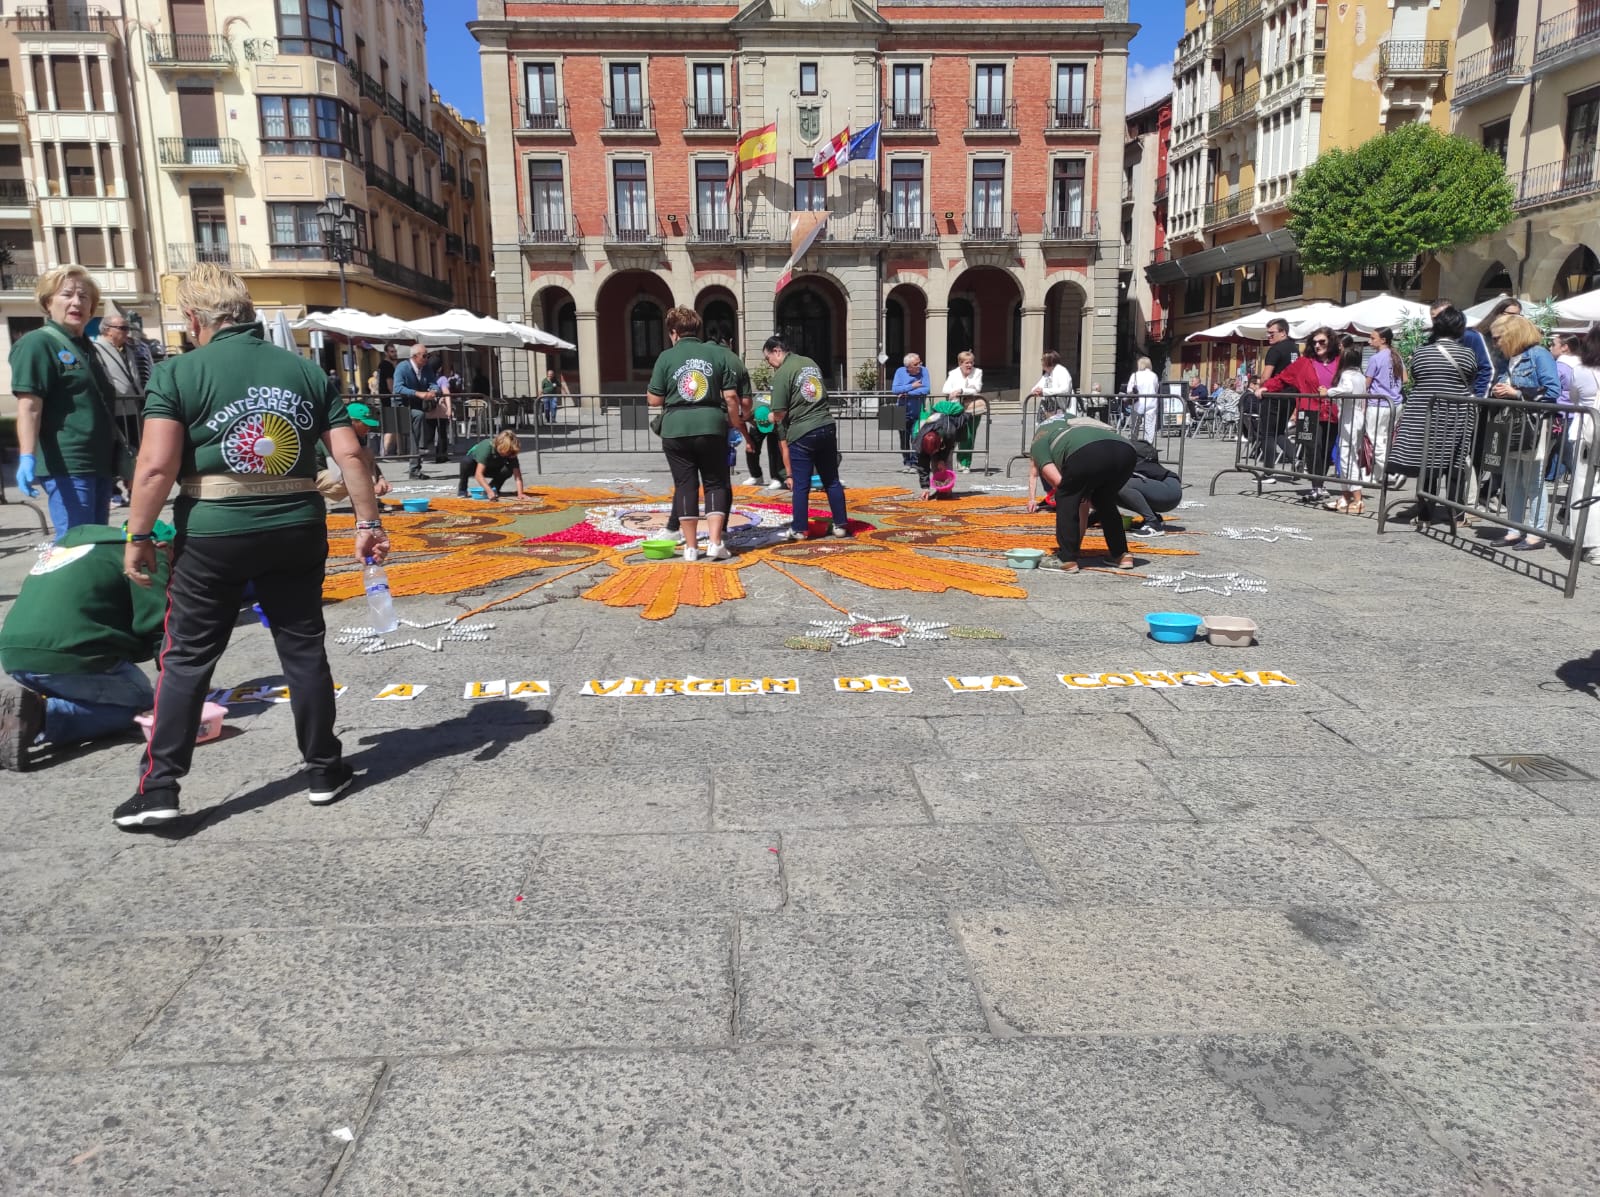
left=137, top=523, right=340, bottom=797
left=1054, top=439, right=1138, bottom=561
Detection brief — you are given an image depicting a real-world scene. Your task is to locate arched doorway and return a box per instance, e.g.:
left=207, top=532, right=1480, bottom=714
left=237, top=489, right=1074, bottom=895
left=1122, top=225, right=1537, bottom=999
left=884, top=283, right=927, bottom=366
left=946, top=266, right=1024, bottom=387
left=1043, top=280, right=1089, bottom=385
left=1554, top=246, right=1599, bottom=299
left=775, top=277, right=847, bottom=379
left=1476, top=262, right=1513, bottom=304
left=533, top=286, right=578, bottom=375
left=696, top=286, right=738, bottom=349
left=595, top=271, right=676, bottom=386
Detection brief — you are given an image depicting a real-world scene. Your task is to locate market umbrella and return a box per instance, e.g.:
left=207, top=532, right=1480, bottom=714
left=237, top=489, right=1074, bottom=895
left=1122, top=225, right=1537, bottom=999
left=1237, top=302, right=1345, bottom=340
left=1553, top=288, right=1600, bottom=327
left=291, top=308, right=422, bottom=342
left=505, top=320, right=575, bottom=351
left=1185, top=308, right=1280, bottom=342
left=1337, top=293, right=1432, bottom=333
left=408, top=309, right=529, bottom=349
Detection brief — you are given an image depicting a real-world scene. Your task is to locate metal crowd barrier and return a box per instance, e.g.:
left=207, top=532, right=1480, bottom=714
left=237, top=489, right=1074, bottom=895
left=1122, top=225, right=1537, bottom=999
left=1007, top=393, right=1186, bottom=483
left=1376, top=393, right=1599, bottom=598
left=1207, top=390, right=1385, bottom=501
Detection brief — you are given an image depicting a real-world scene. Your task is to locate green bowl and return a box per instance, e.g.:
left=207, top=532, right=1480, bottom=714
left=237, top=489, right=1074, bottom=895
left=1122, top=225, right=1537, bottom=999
left=640, top=539, right=679, bottom=559
left=1006, top=547, right=1046, bottom=570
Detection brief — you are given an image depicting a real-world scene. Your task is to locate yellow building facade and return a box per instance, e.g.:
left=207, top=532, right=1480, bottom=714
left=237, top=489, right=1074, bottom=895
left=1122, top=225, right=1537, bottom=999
left=1152, top=0, right=1456, bottom=381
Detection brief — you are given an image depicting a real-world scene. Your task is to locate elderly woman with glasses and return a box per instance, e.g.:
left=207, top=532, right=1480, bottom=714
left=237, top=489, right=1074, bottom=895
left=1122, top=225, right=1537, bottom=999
left=7, top=265, right=120, bottom=538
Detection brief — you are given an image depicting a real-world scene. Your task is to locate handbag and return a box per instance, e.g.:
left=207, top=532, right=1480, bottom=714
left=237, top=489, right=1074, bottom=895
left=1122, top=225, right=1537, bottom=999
left=42, top=324, right=136, bottom=486
left=1358, top=432, right=1375, bottom=474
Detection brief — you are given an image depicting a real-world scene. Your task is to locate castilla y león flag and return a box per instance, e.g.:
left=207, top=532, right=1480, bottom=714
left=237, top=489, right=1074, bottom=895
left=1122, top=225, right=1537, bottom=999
left=774, top=210, right=830, bottom=294
left=811, top=127, right=851, bottom=179
left=736, top=123, right=778, bottom=172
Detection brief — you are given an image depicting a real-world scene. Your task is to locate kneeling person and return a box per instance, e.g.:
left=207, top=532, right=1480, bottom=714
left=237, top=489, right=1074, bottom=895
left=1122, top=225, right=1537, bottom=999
left=1, top=524, right=171, bottom=770
left=1120, top=439, right=1182, bottom=537
left=1028, top=416, right=1138, bottom=571
left=458, top=431, right=527, bottom=500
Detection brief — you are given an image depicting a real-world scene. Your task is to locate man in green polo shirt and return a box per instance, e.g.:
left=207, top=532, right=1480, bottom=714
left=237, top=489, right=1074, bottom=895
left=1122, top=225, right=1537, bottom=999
left=1026, top=416, right=1138, bottom=571
left=112, top=263, right=390, bottom=829
left=763, top=336, right=849, bottom=539
left=647, top=307, right=744, bottom=561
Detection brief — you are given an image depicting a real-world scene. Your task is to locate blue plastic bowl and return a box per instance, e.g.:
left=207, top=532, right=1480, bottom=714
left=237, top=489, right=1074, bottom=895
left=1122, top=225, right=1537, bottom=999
left=1146, top=612, right=1204, bottom=643
left=401, top=497, right=430, bottom=513
left=468, top=486, right=486, bottom=499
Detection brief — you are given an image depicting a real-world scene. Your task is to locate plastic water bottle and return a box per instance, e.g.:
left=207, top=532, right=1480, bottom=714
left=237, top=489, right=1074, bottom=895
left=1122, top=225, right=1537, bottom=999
left=727, top=427, right=742, bottom=467
left=363, top=560, right=398, bottom=633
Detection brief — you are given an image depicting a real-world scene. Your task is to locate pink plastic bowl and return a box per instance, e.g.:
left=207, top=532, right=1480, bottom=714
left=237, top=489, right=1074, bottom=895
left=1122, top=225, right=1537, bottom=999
left=136, top=701, right=227, bottom=745
left=931, top=470, right=957, bottom=493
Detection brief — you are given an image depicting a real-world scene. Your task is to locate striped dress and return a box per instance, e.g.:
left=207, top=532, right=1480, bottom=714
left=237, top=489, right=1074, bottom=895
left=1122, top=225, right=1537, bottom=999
left=1390, top=338, right=1479, bottom=474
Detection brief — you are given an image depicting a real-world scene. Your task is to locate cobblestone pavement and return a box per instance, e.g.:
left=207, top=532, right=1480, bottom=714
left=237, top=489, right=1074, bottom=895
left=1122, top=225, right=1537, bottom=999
left=2, top=431, right=1598, bottom=1195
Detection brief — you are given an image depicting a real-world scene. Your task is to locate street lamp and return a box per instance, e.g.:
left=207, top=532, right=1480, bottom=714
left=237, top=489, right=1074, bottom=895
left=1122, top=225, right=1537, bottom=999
left=316, top=194, right=359, bottom=308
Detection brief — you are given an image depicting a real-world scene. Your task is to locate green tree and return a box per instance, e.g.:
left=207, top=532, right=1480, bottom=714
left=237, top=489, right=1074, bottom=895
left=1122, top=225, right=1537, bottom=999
left=1288, top=123, right=1513, bottom=298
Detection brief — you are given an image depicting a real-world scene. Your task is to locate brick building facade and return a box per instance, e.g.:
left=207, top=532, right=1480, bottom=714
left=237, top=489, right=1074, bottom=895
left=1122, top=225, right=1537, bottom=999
left=472, top=0, right=1134, bottom=397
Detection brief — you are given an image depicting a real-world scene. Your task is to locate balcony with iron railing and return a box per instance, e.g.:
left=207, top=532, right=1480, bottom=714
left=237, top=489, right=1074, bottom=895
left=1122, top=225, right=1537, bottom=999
left=385, top=94, right=406, bottom=124
left=1150, top=244, right=1172, bottom=265
left=440, top=161, right=456, bottom=186
left=967, top=101, right=1017, bottom=134
left=405, top=109, right=426, bottom=141
left=10, top=5, right=114, bottom=33
left=883, top=101, right=935, bottom=134
left=604, top=211, right=662, bottom=245
left=1044, top=100, right=1099, bottom=134
left=1041, top=211, right=1099, bottom=243
left=359, top=69, right=385, bottom=107
left=1211, top=0, right=1261, bottom=40
left=157, top=137, right=247, bottom=170
left=684, top=100, right=738, bottom=134
left=167, top=242, right=259, bottom=271
left=1208, top=83, right=1260, bottom=132
left=603, top=100, right=655, bottom=134
left=519, top=214, right=580, bottom=247
left=1120, top=242, right=1134, bottom=268
left=445, top=232, right=463, bottom=257
left=424, top=127, right=443, bottom=155
left=146, top=32, right=235, bottom=67
left=1511, top=151, right=1600, bottom=211
left=1177, top=24, right=1208, bottom=70
left=1378, top=40, right=1450, bottom=77
left=882, top=210, right=939, bottom=242
left=687, top=210, right=737, bottom=243
left=0, top=178, right=35, bottom=207
left=1, top=254, right=40, bottom=291
left=961, top=210, right=1020, bottom=242
left=364, top=162, right=447, bottom=225
left=1154, top=177, right=1169, bottom=204
left=1453, top=38, right=1528, bottom=106
left=520, top=100, right=570, bottom=133
left=462, top=177, right=475, bottom=202
left=1121, top=176, right=1134, bottom=204
left=1203, top=188, right=1254, bottom=229
left=465, top=243, right=481, bottom=265
left=0, top=92, right=24, bottom=123
left=370, top=250, right=450, bottom=302
left=1534, top=4, right=1600, bottom=72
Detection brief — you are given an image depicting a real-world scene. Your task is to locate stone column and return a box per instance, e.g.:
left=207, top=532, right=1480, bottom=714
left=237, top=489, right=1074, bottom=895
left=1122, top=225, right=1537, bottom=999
left=1019, top=305, right=1044, bottom=383
left=926, top=305, right=948, bottom=382
left=576, top=309, right=601, bottom=397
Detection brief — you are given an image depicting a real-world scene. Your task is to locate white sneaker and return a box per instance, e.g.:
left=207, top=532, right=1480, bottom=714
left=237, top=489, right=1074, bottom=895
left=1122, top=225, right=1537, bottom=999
left=765, top=478, right=784, bottom=491
left=682, top=546, right=700, bottom=562
left=741, top=476, right=761, bottom=486
left=780, top=528, right=804, bottom=541
left=705, top=542, right=732, bottom=561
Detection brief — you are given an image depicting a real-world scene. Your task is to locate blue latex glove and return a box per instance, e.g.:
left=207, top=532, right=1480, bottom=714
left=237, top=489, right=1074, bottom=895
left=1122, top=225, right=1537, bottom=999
left=15, top=453, right=37, bottom=496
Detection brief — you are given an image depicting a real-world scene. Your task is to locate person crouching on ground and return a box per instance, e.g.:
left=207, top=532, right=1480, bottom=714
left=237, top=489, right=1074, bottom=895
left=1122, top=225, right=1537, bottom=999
left=913, top=397, right=969, bottom=499
left=458, top=430, right=528, bottom=501
left=764, top=336, right=850, bottom=540
left=113, top=262, right=390, bottom=829
left=1027, top=414, right=1138, bottom=572
left=1, top=523, right=173, bottom=771
left=316, top=402, right=390, bottom=504
left=1117, top=439, right=1182, bottom=537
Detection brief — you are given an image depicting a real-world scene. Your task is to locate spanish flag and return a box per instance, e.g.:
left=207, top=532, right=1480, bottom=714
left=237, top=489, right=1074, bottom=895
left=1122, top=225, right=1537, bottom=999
left=736, top=122, right=777, bottom=172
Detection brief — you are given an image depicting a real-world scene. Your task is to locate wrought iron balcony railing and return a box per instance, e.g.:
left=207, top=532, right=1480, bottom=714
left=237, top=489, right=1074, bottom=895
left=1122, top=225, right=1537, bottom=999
left=960, top=210, right=1020, bottom=241
left=444, top=233, right=463, bottom=257
left=604, top=211, right=662, bottom=245
left=1212, top=0, right=1261, bottom=39
left=1210, top=82, right=1259, bottom=130
left=884, top=101, right=935, bottom=132
left=1042, top=211, right=1099, bottom=242
left=147, top=32, right=235, bottom=66
left=0, top=178, right=35, bottom=205
left=167, top=242, right=258, bottom=271
left=1534, top=4, right=1600, bottom=70
left=157, top=137, right=247, bottom=168
left=370, top=251, right=451, bottom=302
left=519, top=214, right=580, bottom=246
left=1378, top=40, right=1450, bottom=75
left=1203, top=189, right=1254, bottom=228
left=882, top=210, right=939, bottom=242
left=1454, top=38, right=1528, bottom=104
left=966, top=101, right=1017, bottom=133
left=1045, top=100, right=1099, bottom=133
left=1511, top=152, right=1600, bottom=211
left=10, top=5, right=114, bottom=33
left=684, top=100, right=737, bottom=132
left=603, top=100, right=654, bottom=133
left=522, top=100, right=569, bottom=132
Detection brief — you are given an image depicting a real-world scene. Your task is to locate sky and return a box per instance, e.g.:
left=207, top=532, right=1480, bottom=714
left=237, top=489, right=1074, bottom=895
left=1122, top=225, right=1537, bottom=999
left=424, top=0, right=1185, bottom=124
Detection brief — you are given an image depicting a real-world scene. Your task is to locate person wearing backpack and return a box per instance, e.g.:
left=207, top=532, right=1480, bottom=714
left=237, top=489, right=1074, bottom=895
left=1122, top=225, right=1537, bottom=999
left=8, top=265, right=125, bottom=539
left=1026, top=415, right=1138, bottom=571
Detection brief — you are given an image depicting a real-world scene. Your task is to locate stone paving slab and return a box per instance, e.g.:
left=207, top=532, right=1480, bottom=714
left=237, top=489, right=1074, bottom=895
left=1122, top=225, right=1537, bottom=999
left=429, top=768, right=712, bottom=836
left=930, top=1034, right=1478, bottom=1196
left=911, top=759, right=1192, bottom=825
left=128, top=922, right=732, bottom=1062
left=1136, top=711, right=1364, bottom=758
left=1, top=934, right=215, bottom=1070
left=1316, top=705, right=1600, bottom=757
left=517, top=831, right=783, bottom=918
left=0, top=1060, right=382, bottom=1195
left=737, top=914, right=989, bottom=1040
left=334, top=1045, right=963, bottom=1196
left=781, top=825, right=1060, bottom=914
left=1021, top=822, right=1391, bottom=907
left=28, top=836, right=534, bottom=933
left=1148, top=755, right=1568, bottom=822
left=1362, top=1027, right=1600, bottom=1196
left=954, top=909, right=1380, bottom=1033
left=712, top=764, right=932, bottom=830
left=1285, top=903, right=1600, bottom=1024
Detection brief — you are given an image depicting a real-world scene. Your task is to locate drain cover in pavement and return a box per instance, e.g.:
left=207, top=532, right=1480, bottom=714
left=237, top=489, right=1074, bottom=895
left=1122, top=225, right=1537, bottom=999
left=1473, top=754, right=1594, bottom=782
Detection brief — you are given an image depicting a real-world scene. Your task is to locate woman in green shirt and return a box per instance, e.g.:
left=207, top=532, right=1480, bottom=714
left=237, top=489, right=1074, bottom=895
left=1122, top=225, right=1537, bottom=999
left=1027, top=416, right=1138, bottom=571
left=8, top=265, right=119, bottom=539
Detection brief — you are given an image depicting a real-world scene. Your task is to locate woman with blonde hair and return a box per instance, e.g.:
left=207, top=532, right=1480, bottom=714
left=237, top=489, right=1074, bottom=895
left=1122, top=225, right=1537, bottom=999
left=940, top=350, right=986, bottom=472
left=457, top=430, right=528, bottom=501
left=7, top=265, right=121, bottom=537
left=1489, top=313, right=1562, bottom=550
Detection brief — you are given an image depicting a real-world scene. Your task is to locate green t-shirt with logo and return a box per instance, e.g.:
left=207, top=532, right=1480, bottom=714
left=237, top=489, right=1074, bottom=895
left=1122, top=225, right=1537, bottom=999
left=647, top=335, right=735, bottom=438
left=467, top=439, right=519, bottom=470
left=769, top=353, right=832, bottom=444
left=142, top=322, right=350, bottom=537
left=8, top=321, right=116, bottom=477
left=1029, top=419, right=1122, bottom=473
left=713, top=345, right=753, bottom=402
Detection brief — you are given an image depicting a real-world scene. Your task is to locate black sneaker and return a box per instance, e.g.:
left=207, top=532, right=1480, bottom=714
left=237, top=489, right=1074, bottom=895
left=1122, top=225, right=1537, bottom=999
left=308, top=762, right=358, bottom=806
left=0, top=680, right=45, bottom=772
left=1132, top=524, right=1165, bottom=539
left=113, top=787, right=181, bottom=829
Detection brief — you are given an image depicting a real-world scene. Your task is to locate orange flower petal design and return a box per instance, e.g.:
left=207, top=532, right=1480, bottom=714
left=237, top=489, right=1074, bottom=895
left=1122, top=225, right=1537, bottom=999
left=582, top=560, right=747, bottom=620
